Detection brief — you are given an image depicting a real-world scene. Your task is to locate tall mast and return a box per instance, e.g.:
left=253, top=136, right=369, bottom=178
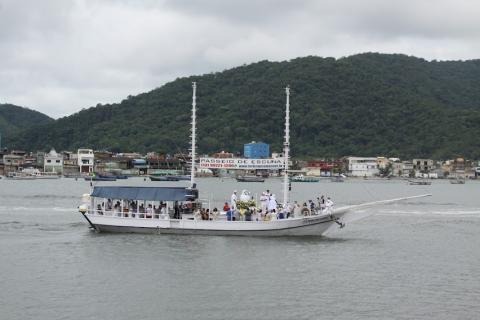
left=282, top=86, right=290, bottom=206
left=190, top=82, right=197, bottom=188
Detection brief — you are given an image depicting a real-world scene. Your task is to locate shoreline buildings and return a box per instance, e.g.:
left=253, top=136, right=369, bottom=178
left=0, top=143, right=479, bottom=179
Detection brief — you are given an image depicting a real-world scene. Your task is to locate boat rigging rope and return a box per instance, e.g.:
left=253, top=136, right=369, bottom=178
left=359, top=179, right=379, bottom=204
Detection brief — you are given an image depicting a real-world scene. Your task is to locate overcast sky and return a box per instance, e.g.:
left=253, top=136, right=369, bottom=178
left=1, top=0, right=480, bottom=118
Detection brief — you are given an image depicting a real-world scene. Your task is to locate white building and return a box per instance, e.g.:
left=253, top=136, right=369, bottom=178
left=44, top=149, right=63, bottom=174
left=346, top=157, right=379, bottom=177
left=78, top=149, right=94, bottom=174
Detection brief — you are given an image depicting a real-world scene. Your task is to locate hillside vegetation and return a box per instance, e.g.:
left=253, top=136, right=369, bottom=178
left=0, top=104, right=53, bottom=145
left=6, top=53, right=480, bottom=159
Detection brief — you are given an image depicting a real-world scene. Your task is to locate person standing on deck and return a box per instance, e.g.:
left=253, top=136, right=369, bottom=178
left=231, top=190, right=238, bottom=210
left=325, top=197, right=334, bottom=214
left=160, top=203, right=167, bottom=216
left=268, top=194, right=277, bottom=213
left=174, top=201, right=180, bottom=219
left=260, top=192, right=268, bottom=213
left=285, top=202, right=294, bottom=218
left=320, top=195, right=326, bottom=213
left=309, top=200, right=315, bottom=214
left=293, top=201, right=301, bottom=218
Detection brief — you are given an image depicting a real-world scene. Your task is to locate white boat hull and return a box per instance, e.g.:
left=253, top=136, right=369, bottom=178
left=82, top=212, right=348, bottom=237
left=79, top=195, right=431, bottom=237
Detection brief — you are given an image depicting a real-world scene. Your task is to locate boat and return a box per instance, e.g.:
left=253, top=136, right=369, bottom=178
left=449, top=177, right=465, bottom=184
left=6, top=172, right=37, bottom=180
left=5, top=168, right=60, bottom=180
left=78, top=83, right=431, bottom=236
left=408, top=179, right=432, bottom=185
left=236, top=175, right=265, bottom=182
left=173, top=175, right=191, bottom=181
left=85, top=176, right=117, bottom=182
left=149, top=175, right=181, bottom=182
left=290, top=174, right=319, bottom=182
left=97, top=173, right=128, bottom=180
left=32, top=172, right=61, bottom=179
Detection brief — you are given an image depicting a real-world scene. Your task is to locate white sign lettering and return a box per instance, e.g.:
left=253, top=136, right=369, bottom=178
left=199, top=158, right=284, bottom=170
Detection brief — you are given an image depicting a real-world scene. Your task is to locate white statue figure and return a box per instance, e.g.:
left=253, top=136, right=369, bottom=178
left=239, top=190, right=252, bottom=202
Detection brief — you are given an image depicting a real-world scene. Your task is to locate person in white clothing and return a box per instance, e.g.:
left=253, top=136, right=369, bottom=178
left=260, top=192, right=268, bottom=213
left=293, top=201, right=301, bottom=218
left=160, top=204, right=167, bottom=215
left=285, top=202, right=294, bottom=218
left=268, top=194, right=277, bottom=213
left=325, top=197, right=334, bottom=214
left=231, top=190, right=238, bottom=210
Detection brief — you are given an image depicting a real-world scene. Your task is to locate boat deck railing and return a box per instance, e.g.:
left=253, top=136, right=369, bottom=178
left=87, top=206, right=333, bottom=222
left=89, top=209, right=172, bottom=220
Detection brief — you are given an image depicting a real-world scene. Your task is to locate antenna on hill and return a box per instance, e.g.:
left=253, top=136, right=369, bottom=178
left=282, top=86, right=290, bottom=207
left=190, top=82, right=197, bottom=188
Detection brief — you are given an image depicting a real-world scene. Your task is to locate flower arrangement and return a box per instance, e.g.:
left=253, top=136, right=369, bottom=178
left=236, top=199, right=256, bottom=210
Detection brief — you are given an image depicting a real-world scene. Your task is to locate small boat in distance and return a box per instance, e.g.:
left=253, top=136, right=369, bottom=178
left=290, top=174, right=319, bottom=182
left=6, top=168, right=60, bottom=180
left=449, top=177, right=466, bottom=184
left=236, top=175, right=265, bottom=182
left=97, top=173, right=128, bottom=180
left=409, top=179, right=432, bottom=185
left=149, top=175, right=181, bottom=182
left=6, top=172, right=37, bottom=180
left=173, top=175, right=191, bottom=181
left=85, top=176, right=117, bottom=182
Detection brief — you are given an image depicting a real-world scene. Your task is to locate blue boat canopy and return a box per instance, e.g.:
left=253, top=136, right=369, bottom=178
left=91, top=186, right=195, bottom=201
left=132, top=159, right=147, bottom=165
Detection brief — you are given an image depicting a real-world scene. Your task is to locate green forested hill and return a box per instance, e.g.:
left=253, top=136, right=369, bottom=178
left=7, top=53, right=480, bottom=159
left=0, top=104, right=53, bottom=145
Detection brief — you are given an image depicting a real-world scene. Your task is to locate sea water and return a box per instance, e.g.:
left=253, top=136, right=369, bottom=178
left=0, top=177, right=479, bottom=320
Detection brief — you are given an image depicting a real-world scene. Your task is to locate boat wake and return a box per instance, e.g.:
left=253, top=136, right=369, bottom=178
left=378, top=209, right=480, bottom=216
left=1, top=194, right=80, bottom=200
left=28, top=194, right=80, bottom=199
left=0, top=220, right=21, bottom=225
left=0, top=206, right=76, bottom=212
left=339, top=206, right=480, bottom=224
left=52, top=207, right=77, bottom=212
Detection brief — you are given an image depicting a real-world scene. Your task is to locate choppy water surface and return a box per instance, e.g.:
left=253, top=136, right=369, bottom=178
left=0, top=177, right=479, bottom=320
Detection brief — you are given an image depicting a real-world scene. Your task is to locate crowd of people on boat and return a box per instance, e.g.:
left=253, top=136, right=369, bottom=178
left=91, top=189, right=334, bottom=222
left=298, top=195, right=335, bottom=216
left=222, top=189, right=335, bottom=221
left=95, top=199, right=170, bottom=218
